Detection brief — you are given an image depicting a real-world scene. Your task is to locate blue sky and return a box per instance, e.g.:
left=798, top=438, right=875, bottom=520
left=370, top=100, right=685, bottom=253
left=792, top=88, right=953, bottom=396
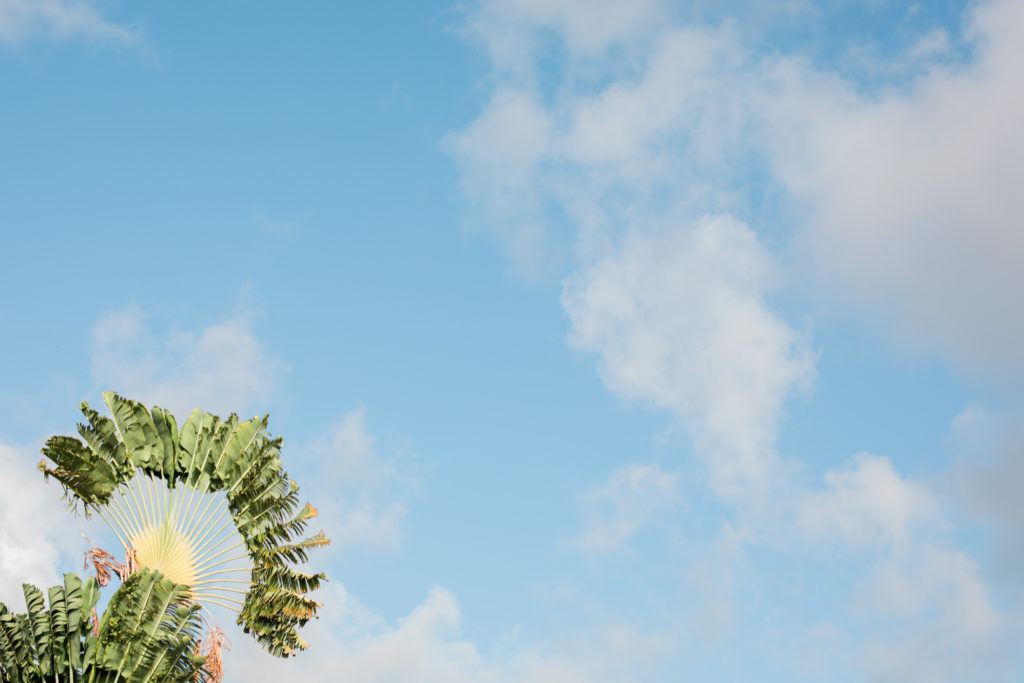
left=1, top=1, right=1023, bottom=681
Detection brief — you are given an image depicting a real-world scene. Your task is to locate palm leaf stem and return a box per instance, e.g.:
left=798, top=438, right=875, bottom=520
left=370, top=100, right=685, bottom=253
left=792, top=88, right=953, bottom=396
left=180, top=494, right=222, bottom=551
left=93, top=509, right=131, bottom=555
left=189, top=580, right=250, bottom=587
left=190, top=598, right=240, bottom=614
left=191, top=554, right=250, bottom=576
left=108, top=491, right=144, bottom=542
left=186, top=511, right=233, bottom=563
left=175, top=485, right=203, bottom=543
left=190, top=541, right=245, bottom=571
left=145, top=475, right=161, bottom=530
left=191, top=568, right=251, bottom=581
left=104, top=496, right=139, bottom=542
left=158, top=486, right=174, bottom=556
left=192, top=587, right=246, bottom=596
left=188, top=593, right=243, bottom=607
left=189, top=520, right=240, bottom=564
left=124, top=484, right=151, bottom=535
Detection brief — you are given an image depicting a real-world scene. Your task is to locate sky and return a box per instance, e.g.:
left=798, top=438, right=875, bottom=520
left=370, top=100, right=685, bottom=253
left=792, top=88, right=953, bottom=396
left=1, top=0, right=1023, bottom=681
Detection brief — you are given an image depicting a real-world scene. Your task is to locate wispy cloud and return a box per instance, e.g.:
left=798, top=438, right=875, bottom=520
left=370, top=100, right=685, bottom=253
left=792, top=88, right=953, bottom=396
left=445, top=88, right=556, bottom=276
left=460, top=0, right=664, bottom=75
left=305, top=410, right=414, bottom=554
left=569, top=463, right=679, bottom=555
left=0, top=0, right=139, bottom=45
left=251, top=210, right=301, bottom=237
left=90, top=304, right=284, bottom=419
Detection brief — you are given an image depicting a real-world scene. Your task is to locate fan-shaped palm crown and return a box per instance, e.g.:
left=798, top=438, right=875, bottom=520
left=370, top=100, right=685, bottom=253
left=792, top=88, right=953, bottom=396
left=38, top=391, right=328, bottom=658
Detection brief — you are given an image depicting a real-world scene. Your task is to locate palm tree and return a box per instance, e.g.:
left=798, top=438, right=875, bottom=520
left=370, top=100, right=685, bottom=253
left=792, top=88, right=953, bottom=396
left=0, top=391, right=328, bottom=681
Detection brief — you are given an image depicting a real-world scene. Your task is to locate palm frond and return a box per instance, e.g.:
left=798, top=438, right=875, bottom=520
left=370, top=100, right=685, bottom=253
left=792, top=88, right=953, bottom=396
left=90, top=568, right=206, bottom=682
left=0, top=573, right=100, bottom=682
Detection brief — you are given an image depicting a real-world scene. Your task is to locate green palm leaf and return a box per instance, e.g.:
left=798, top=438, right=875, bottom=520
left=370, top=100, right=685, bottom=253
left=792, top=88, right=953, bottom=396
left=0, top=573, right=100, bottom=683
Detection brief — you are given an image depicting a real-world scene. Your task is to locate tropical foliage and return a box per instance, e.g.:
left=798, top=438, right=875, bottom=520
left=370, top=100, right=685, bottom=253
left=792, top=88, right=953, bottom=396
left=0, top=570, right=206, bottom=682
left=1, top=391, right=328, bottom=681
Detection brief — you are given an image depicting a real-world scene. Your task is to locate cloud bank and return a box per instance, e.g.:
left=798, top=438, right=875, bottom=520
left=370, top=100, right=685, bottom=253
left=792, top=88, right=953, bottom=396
left=450, top=0, right=1024, bottom=678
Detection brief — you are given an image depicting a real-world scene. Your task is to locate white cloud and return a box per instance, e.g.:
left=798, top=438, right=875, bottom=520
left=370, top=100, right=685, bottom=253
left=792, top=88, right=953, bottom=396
left=0, top=0, right=138, bottom=45
left=320, top=410, right=398, bottom=487
left=307, top=411, right=412, bottom=554
left=799, top=453, right=938, bottom=550
left=447, top=88, right=555, bottom=274
left=563, top=217, right=816, bottom=500
left=570, top=463, right=679, bottom=555
left=273, top=585, right=497, bottom=683
left=0, top=441, right=82, bottom=606
left=793, top=450, right=1007, bottom=681
left=90, top=305, right=284, bottom=420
